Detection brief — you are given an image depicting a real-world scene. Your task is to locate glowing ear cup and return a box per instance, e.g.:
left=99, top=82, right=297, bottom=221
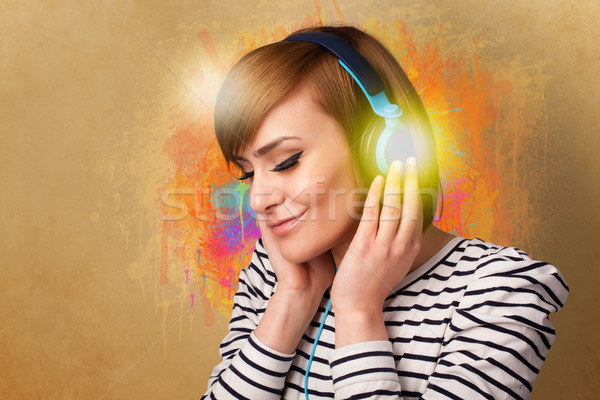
left=375, top=125, right=393, bottom=174
left=375, top=117, right=417, bottom=175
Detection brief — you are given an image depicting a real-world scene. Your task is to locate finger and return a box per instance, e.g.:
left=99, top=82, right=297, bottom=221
left=396, top=157, right=422, bottom=246
left=257, top=215, right=270, bottom=241
left=377, top=160, right=404, bottom=243
left=257, top=215, right=278, bottom=256
left=413, top=186, right=424, bottom=245
left=355, top=175, right=384, bottom=241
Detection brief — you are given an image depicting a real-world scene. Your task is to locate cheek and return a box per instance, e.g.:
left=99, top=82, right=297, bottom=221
left=287, top=156, right=359, bottom=220
left=316, top=165, right=360, bottom=224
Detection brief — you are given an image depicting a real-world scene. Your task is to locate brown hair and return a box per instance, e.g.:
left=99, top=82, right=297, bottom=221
left=214, top=25, right=440, bottom=226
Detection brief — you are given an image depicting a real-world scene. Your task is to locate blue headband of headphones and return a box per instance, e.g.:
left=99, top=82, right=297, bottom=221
left=283, top=32, right=414, bottom=174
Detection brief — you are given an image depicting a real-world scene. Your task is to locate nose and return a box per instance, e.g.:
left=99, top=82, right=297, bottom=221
left=249, top=173, right=285, bottom=217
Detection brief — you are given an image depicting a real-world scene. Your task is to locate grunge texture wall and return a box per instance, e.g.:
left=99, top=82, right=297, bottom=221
left=1, top=1, right=598, bottom=399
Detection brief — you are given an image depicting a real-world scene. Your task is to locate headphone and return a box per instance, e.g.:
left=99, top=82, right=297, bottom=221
left=282, top=32, right=418, bottom=400
left=283, top=32, right=418, bottom=181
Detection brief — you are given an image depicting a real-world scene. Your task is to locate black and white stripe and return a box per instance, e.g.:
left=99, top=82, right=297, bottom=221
left=202, top=237, right=568, bottom=399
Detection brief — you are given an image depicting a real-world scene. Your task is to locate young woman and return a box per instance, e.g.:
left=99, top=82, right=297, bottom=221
left=202, top=25, right=568, bottom=400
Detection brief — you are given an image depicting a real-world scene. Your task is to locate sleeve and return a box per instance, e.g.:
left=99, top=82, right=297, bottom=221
left=326, top=253, right=569, bottom=400
left=422, top=256, right=569, bottom=399
left=201, top=240, right=296, bottom=400
left=328, top=340, right=402, bottom=399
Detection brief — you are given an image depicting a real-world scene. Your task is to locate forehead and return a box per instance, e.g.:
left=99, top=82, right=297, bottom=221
left=236, top=87, right=347, bottom=160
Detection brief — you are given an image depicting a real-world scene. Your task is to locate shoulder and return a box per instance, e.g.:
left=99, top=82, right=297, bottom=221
left=455, top=237, right=569, bottom=313
left=429, top=239, right=569, bottom=399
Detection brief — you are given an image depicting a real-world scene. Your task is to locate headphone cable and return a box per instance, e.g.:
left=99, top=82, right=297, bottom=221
left=304, top=253, right=337, bottom=400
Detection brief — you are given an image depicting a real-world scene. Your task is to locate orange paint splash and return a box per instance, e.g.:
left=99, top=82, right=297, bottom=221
left=155, top=5, right=516, bottom=323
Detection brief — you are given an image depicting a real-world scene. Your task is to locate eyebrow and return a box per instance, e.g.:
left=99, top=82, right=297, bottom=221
left=234, top=136, right=302, bottom=162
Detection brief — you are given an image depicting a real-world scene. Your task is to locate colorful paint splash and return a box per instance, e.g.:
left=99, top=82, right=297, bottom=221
left=136, top=2, right=534, bottom=331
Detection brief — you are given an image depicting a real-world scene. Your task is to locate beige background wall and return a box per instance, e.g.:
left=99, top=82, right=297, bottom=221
left=1, top=0, right=598, bottom=399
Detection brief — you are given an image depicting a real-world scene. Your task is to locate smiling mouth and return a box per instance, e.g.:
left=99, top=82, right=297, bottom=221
left=267, top=210, right=307, bottom=227
left=269, top=210, right=307, bottom=237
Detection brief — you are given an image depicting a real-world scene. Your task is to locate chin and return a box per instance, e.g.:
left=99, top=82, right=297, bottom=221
left=278, top=240, right=315, bottom=264
left=278, top=231, right=336, bottom=265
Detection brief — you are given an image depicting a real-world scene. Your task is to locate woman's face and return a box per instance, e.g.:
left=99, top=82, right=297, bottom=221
left=235, top=86, right=363, bottom=264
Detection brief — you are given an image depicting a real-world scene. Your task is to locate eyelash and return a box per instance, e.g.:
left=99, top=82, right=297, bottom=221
left=237, top=151, right=303, bottom=181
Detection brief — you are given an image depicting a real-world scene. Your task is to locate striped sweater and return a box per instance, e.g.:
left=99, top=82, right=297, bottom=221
left=202, top=236, right=569, bottom=399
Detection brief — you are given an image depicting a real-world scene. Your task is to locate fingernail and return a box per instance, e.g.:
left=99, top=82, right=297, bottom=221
left=392, top=160, right=403, bottom=173
left=407, top=157, right=417, bottom=168
left=374, top=175, right=383, bottom=185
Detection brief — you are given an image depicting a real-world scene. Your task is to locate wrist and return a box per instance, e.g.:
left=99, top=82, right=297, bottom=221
left=333, top=307, right=388, bottom=348
left=275, top=285, right=328, bottom=312
left=254, top=289, right=324, bottom=354
left=330, top=294, right=385, bottom=314
left=272, top=287, right=323, bottom=310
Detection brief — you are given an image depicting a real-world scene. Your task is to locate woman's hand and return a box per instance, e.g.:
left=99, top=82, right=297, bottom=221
left=253, top=216, right=336, bottom=354
left=258, top=216, right=336, bottom=298
left=330, top=157, right=423, bottom=314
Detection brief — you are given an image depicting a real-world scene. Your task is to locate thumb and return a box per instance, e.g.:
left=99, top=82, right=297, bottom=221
left=258, top=217, right=274, bottom=251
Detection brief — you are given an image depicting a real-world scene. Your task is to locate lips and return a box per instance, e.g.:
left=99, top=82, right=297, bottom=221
left=268, top=214, right=300, bottom=228
left=268, top=211, right=306, bottom=237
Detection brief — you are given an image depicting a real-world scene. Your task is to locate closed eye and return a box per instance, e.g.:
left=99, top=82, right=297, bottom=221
left=237, top=151, right=303, bottom=181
